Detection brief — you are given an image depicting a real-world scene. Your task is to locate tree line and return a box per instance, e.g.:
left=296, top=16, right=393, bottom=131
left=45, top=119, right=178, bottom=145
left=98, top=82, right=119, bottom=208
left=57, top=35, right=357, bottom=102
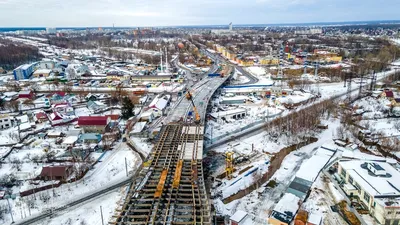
left=0, top=38, right=41, bottom=70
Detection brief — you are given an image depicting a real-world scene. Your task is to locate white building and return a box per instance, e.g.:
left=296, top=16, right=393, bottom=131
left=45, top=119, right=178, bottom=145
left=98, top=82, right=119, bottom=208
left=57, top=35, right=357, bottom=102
left=46, top=27, right=57, bottom=34
left=209, top=108, right=247, bottom=123
left=0, top=114, right=14, bottom=130
left=338, top=160, right=400, bottom=224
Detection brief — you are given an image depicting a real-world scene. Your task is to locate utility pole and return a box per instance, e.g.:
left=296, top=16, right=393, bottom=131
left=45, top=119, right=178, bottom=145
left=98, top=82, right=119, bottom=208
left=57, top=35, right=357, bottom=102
left=100, top=205, right=104, bottom=225
left=125, top=157, right=128, bottom=177
left=5, top=196, right=14, bottom=223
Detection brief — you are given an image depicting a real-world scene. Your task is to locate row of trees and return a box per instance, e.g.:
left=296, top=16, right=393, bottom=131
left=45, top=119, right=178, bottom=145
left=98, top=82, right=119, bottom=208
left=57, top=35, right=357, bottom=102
left=0, top=38, right=41, bottom=70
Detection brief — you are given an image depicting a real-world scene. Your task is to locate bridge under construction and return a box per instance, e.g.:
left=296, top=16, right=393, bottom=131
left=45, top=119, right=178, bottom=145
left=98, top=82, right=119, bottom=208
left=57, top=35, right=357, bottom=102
left=110, top=124, right=211, bottom=225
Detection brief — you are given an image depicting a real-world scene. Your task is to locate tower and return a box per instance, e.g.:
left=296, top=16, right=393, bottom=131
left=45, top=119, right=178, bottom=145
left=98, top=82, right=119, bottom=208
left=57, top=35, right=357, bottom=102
left=229, top=22, right=233, bottom=31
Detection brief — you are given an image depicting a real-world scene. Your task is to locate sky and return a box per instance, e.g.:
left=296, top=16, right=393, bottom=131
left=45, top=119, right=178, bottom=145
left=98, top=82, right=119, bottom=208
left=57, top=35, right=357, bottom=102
left=0, top=0, right=399, bottom=27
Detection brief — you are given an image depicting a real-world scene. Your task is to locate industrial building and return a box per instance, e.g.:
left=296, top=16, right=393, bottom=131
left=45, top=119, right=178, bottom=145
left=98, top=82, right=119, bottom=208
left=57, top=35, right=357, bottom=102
left=13, top=63, right=36, bottom=80
left=46, top=27, right=57, bottom=34
left=209, top=108, right=247, bottom=123
left=338, top=160, right=400, bottom=224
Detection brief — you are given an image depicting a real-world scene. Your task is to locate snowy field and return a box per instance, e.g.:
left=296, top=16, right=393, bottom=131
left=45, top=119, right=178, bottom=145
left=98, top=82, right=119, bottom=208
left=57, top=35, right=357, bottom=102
left=1, top=143, right=140, bottom=225
left=40, top=188, right=126, bottom=225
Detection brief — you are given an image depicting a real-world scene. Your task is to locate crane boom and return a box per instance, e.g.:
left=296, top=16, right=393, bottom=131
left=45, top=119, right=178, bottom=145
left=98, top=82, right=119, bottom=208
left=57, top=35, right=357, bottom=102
left=185, top=91, right=201, bottom=124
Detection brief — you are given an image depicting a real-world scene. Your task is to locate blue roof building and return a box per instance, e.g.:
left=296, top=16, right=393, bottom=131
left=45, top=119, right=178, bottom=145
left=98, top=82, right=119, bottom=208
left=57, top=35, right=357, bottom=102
left=13, top=63, right=37, bottom=80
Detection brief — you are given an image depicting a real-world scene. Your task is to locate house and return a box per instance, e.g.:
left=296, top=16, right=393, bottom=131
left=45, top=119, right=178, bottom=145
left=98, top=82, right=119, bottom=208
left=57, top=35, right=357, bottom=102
left=33, top=69, right=52, bottom=78
left=18, top=90, right=35, bottom=99
left=36, top=61, right=55, bottom=70
left=230, top=210, right=248, bottom=225
left=269, top=193, right=300, bottom=225
left=87, top=100, right=107, bottom=112
left=85, top=93, right=98, bottom=101
left=48, top=112, right=77, bottom=126
left=35, top=111, right=48, bottom=123
left=130, top=122, right=148, bottom=138
left=62, top=136, right=78, bottom=148
left=52, top=103, right=74, bottom=115
left=148, top=94, right=170, bottom=116
left=139, top=110, right=155, bottom=122
left=0, top=114, right=14, bottom=129
left=78, top=116, right=110, bottom=133
left=79, top=133, right=102, bottom=144
left=2, top=92, right=18, bottom=102
left=39, top=165, right=73, bottom=181
left=381, top=89, right=394, bottom=99
left=338, top=160, right=400, bottom=224
left=47, top=130, right=63, bottom=138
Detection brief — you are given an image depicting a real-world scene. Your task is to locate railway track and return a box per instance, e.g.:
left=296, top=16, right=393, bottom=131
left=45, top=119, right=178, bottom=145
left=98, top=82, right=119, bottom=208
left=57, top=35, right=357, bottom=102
left=110, top=124, right=211, bottom=225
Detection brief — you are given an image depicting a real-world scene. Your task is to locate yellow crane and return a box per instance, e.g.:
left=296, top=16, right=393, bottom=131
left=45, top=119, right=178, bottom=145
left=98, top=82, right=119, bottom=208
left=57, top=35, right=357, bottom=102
left=225, top=151, right=234, bottom=180
left=185, top=91, right=201, bottom=124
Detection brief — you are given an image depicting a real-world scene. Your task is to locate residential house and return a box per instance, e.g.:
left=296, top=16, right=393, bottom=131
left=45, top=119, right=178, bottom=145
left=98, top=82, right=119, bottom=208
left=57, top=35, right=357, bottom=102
left=79, top=133, right=102, bottom=144
left=130, top=122, right=148, bottom=138
left=33, top=69, right=52, bottom=78
left=78, top=116, right=110, bottom=133
left=18, top=90, right=35, bottom=99
left=381, top=89, right=394, bottom=100
left=39, top=165, right=73, bottom=181
left=87, top=100, right=107, bottom=112
left=230, top=210, right=248, bottom=225
left=52, top=103, right=74, bottom=115
left=35, top=111, right=48, bottom=123
left=0, top=114, right=14, bottom=129
left=62, top=136, right=78, bottom=148
left=268, top=193, right=300, bottom=225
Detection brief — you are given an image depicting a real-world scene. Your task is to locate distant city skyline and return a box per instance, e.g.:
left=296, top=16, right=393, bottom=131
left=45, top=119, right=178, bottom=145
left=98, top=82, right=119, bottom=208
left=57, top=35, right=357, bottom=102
left=0, top=0, right=399, bottom=27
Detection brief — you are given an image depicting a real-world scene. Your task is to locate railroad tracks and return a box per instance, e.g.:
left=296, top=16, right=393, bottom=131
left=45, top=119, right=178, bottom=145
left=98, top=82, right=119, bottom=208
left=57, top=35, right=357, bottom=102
left=110, top=124, right=211, bottom=225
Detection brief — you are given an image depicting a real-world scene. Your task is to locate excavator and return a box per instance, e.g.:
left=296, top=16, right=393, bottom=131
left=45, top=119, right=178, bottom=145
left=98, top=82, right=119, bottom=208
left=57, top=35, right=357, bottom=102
left=185, top=91, right=201, bottom=124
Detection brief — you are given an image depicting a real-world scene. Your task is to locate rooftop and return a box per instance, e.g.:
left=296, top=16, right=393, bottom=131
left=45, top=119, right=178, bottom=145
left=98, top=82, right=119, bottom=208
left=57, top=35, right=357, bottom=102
left=78, top=116, right=109, bottom=126
left=271, top=193, right=300, bottom=223
left=230, top=210, right=247, bottom=223
left=339, top=160, right=400, bottom=197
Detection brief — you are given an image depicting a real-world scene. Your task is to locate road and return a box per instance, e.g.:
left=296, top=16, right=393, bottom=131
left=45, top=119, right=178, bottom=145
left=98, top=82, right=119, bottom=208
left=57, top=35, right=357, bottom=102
left=202, top=49, right=259, bottom=85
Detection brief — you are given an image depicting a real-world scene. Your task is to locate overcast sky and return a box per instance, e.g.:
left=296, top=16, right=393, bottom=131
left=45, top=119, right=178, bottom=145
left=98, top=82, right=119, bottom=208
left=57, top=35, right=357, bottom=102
left=0, top=0, right=399, bottom=27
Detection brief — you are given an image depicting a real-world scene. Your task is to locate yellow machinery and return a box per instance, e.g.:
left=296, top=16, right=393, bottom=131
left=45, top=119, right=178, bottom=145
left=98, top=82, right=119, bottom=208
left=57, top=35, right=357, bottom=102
left=172, top=160, right=183, bottom=189
left=225, top=151, right=234, bottom=180
left=154, top=169, right=168, bottom=198
left=185, top=92, right=201, bottom=124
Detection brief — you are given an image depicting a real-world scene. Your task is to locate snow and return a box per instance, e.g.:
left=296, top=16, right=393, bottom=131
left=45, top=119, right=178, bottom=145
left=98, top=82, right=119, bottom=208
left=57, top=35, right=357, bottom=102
left=308, top=212, right=323, bottom=224
left=295, top=152, right=332, bottom=182
left=328, top=182, right=344, bottom=202
left=272, top=192, right=300, bottom=214
left=2, top=142, right=141, bottom=225
left=62, top=136, right=78, bottom=145
left=245, top=66, right=266, bottom=77
left=230, top=210, right=248, bottom=222
left=42, top=189, right=124, bottom=225
left=339, top=160, right=400, bottom=196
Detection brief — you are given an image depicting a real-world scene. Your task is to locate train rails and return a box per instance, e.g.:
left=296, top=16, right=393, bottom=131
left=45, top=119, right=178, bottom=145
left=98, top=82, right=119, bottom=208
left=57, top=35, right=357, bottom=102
left=110, top=124, right=211, bottom=225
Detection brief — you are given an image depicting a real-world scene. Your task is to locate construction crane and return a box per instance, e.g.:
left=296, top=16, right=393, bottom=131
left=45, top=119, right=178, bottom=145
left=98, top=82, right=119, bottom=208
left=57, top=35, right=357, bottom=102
left=225, top=151, right=235, bottom=180
left=185, top=91, right=201, bottom=124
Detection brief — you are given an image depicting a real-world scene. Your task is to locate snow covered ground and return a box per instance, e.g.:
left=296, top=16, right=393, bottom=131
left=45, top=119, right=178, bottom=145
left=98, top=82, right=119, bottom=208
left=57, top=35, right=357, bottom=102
left=1, top=142, right=141, bottom=225
left=212, top=118, right=341, bottom=221
left=40, top=188, right=126, bottom=225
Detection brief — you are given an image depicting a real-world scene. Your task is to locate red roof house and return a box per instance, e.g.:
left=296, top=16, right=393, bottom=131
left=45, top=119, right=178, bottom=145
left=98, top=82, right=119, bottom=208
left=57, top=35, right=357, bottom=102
left=18, top=90, right=35, bottom=99
left=39, top=165, right=73, bottom=181
left=78, top=116, right=110, bottom=133
left=382, top=90, right=394, bottom=99
left=35, top=111, right=48, bottom=122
